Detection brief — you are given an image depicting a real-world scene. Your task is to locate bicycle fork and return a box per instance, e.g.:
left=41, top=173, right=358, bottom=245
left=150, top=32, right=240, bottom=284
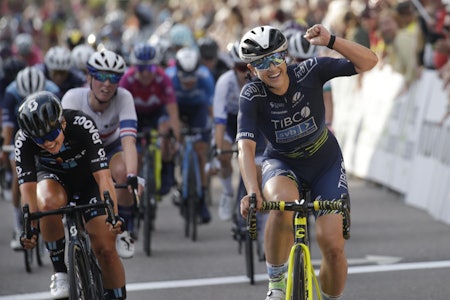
left=286, top=212, right=322, bottom=300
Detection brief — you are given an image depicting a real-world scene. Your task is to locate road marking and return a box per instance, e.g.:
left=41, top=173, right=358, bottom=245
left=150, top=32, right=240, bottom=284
left=2, top=260, right=450, bottom=299
left=312, top=255, right=402, bottom=266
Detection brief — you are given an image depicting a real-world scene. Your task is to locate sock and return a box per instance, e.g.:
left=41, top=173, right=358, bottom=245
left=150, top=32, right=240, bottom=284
left=13, top=206, right=23, bottom=232
left=267, top=262, right=288, bottom=291
left=322, top=291, right=343, bottom=300
left=220, top=175, right=234, bottom=196
left=46, top=237, right=67, bottom=273
left=104, top=286, right=127, bottom=300
left=118, top=205, right=134, bottom=232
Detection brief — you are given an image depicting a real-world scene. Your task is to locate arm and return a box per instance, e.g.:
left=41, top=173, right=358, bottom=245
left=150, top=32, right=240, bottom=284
left=121, top=135, right=138, bottom=176
left=237, top=138, right=260, bottom=218
left=305, top=24, right=378, bottom=73
left=165, top=102, right=181, bottom=142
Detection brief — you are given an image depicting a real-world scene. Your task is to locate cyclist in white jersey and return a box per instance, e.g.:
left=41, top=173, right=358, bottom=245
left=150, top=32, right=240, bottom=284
left=62, top=50, right=141, bottom=259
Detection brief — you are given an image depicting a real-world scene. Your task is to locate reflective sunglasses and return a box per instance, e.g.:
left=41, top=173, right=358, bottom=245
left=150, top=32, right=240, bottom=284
left=137, top=64, right=156, bottom=73
left=32, top=128, right=62, bottom=144
left=250, top=51, right=287, bottom=70
left=92, top=72, right=122, bottom=84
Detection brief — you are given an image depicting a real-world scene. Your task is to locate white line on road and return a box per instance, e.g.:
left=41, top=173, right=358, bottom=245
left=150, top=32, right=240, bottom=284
left=2, top=260, right=450, bottom=300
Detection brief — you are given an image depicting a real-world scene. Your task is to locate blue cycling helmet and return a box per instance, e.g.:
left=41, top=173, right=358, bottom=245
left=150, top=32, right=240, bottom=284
left=130, top=43, right=160, bottom=65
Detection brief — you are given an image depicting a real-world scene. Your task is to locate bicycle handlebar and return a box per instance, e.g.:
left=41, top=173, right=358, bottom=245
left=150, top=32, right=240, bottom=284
left=248, top=193, right=351, bottom=241
left=22, top=191, right=116, bottom=239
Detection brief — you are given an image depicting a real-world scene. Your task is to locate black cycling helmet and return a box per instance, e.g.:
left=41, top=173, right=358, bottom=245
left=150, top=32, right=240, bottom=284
left=18, top=91, right=63, bottom=137
left=198, top=36, right=219, bottom=60
left=239, top=25, right=288, bottom=63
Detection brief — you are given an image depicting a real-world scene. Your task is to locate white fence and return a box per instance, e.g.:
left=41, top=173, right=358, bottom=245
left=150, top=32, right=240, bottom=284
left=332, top=64, right=450, bottom=224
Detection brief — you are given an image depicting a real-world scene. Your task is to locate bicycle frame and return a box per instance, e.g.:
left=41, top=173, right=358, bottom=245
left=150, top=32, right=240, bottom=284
left=22, top=192, right=116, bottom=299
left=248, top=194, right=350, bottom=300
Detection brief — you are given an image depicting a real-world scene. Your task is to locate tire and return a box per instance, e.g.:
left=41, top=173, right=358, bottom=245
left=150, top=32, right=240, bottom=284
left=142, top=154, right=154, bottom=257
left=89, top=251, right=104, bottom=299
left=187, top=153, right=198, bottom=241
left=68, top=243, right=92, bottom=300
left=244, top=228, right=255, bottom=285
left=24, top=248, right=32, bottom=273
left=292, top=245, right=308, bottom=300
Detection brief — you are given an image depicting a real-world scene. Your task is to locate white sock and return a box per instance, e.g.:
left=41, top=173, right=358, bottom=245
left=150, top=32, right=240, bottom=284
left=220, top=176, right=233, bottom=196
left=322, top=291, right=343, bottom=300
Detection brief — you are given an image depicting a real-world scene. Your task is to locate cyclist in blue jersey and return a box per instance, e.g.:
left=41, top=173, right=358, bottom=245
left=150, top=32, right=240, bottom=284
left=237, top=25, right=378, bottom=300
left=1, top=66, right=59, bottom=251
left=165, top=47, right=215, bottom=223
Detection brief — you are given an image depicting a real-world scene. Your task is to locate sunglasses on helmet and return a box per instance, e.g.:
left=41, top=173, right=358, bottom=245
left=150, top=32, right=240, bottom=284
left=250, top=51, right=287, bottom=70
left=32, top=128, right=62, bottom=144
left=92, top=72, right=122, bottom=84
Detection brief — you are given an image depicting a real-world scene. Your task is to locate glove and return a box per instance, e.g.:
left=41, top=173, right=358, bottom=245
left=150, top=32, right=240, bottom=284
left=126, top=175, right=138, bottom=190
left=106, top=215, right=127, bottom=232
left=20, top=227, right=39, bottom=248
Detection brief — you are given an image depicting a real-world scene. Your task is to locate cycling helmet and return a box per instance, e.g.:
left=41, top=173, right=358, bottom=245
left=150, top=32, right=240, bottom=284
left=288, top=31, right=317, bottom=60
left=14, top=33, right=33, bottom=56
left=198, top=36, right=218, bottom=60
left=130, top=43, right=159, bottom=65
left=239, top=25, right=288, bottom=63
left=71, top=44, right=95, bottom=70
left=45, top=46, right=72, bottom=71
left=2, top=58, right=26, bottom=84
left=66, top=29, right=86, bottom=49
left=169, top=23, right=195, bottom=48
left=87, top=50, right=126, bottom=74
left=176, top=47, right=200, bottom=73
left=18, top=91, right=63, bottom=137
left=16, top=67, right=46, bottom=98
left=228, top=41, right=244, bottom=64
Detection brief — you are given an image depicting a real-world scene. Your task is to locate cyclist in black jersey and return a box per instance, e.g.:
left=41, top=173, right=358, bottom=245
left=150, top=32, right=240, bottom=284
left=237, top=25, right=378, bottom=300
left=16, top=91, right=127, bottom=299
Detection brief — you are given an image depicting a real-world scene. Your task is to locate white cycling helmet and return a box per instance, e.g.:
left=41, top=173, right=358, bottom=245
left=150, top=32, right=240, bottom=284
left=87, top=50, right=126, bottom=74
left=71, top=44, right=95, bottom=70
left=228, top=41, right=245, bottom=64
left=14, top=33, right=33, bottom=56
left=45, top=46, right=72, bottom=71
left=16, top=66, right=46, bottom=98
left=239, top=25, right=288, bottom=63
left=288, top=31, right=317, bottom=60
left=176, top=47, right=199, bottom=73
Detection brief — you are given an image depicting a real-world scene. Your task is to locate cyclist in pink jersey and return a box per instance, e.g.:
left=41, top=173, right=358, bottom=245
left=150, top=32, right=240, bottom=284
left=119, top=43, right=180, bottom=195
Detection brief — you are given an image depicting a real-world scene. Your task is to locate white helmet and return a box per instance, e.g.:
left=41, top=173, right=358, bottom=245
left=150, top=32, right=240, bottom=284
left=175, top=47, right=199, bottom=73
left=14, top=33, right=33, bottom=56
left=16, top=66, right=46, bottom=98
left=87, top=50, right=126, bottom=74
left=71, top=44, right=95, bottom=70
left=45, top=46, right=72, bottom=71
left=239, top=25, right=288, bottom=63
left=228, top=41, right=244, bottom=64
left=288, top=31, right=317, bottom=60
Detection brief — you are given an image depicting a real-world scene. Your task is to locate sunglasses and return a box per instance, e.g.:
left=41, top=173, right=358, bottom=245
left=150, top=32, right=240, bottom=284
left=250, top=51, right=287, bottom=70
left=92, top=72, right=122, bottom=84
left=235, top=63, right=248, bottom=73
left=137, top=64, right=156, bottom=73
left=32, top=128, right=62, bottom=144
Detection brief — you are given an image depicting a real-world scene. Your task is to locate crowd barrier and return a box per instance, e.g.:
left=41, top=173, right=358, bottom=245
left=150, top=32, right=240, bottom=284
left=332, top=64, right=450, bottom=225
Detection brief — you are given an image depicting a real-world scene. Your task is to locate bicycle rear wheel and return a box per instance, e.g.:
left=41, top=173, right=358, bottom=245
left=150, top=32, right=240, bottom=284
left=142, top=151, right=156, bottom=257
left=292, top=245, right=308, bottom=300
left=68, top=243, right=93, bottom=300
left=184, top=153, right=198, bottom=241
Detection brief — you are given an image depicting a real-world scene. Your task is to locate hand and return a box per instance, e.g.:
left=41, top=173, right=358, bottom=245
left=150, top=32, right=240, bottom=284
left=106, top=215, right=126, bottom=234
left=20, top=227, right=39, bottom=250
left=240, top=193, right=262, bottom=219
left=126, top=175, right=138, bottom=190
left=304, top=24, right=331, bottom=47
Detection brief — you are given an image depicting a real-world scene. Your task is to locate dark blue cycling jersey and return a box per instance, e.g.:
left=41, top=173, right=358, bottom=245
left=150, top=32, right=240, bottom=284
left=237, top=56, right=355, bottom=157
left=237, top=56, right=356, bottom=205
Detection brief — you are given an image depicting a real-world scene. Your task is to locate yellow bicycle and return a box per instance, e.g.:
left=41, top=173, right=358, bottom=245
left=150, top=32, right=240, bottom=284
left=248, top=193, right=350, bottom=300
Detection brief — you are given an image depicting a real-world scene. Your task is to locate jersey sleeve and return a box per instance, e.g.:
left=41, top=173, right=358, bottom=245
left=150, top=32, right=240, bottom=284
left=236, top=82, right=261, bottom=143
left=14, top=130, right=40, bottom=184
left=213, top=72, right=230, bottom=125
left=116, top=88, right=138, bottom=138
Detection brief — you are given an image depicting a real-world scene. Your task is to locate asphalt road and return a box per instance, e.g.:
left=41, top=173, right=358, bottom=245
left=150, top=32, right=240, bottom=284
left=1, top=175, right=450, bottom=299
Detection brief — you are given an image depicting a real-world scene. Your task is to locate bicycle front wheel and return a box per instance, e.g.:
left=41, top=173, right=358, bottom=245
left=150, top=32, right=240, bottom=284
left=292, top=245, right=308, bottom=300
left=68, top=243, right=92, bottom=300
